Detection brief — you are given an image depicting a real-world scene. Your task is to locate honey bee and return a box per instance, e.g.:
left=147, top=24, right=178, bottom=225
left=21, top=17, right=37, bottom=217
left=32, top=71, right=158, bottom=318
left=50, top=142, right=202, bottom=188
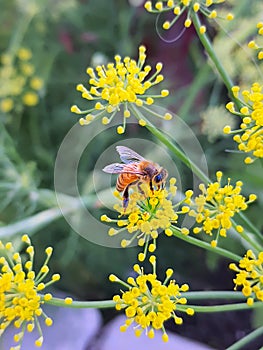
left=103, top=146, right=168, bottom=209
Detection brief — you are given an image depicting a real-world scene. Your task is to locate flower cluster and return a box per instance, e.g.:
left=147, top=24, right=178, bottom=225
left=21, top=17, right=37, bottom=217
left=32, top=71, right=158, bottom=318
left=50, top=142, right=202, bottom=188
left=101, top=179, right=192, bottom=260
left=71, top=45, right=171, bottom=134
left=224, top=83, right=263, bottom=164
left=248, top=22, right=263, bottom=60
left=144, top=0, right=234, bottom=34
left=188, top=171, right=257, bottom=247
left=0, top=47, right=43, bottom=114
left=229, top=250, right=263, bottom=305
left=109, top=256, right=194, bottom=342
left=0, top=235, right=60, bottom=349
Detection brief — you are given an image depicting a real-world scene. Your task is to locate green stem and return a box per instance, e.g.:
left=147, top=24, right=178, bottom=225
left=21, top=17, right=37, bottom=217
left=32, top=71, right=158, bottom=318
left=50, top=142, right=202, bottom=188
left=0, top=190, right=96, bottom=239
left=191, top=12, right=242, bottom=110
left=44, top=296, right=115, bottom=309
left=0, top=207, right=67, bottom=239
left=171, top=227, right=241, bottom=262
left=226, top=326, right=263, bottom=350
left=7, top=12, right=34, bottom=61
left=177, top=63, right=213, bottom=120
left=236, top=211, right=263, bottom=245
left=131, top=105, right=210, bottom=183
left=179, top=301, right=263, bottom=313
left=183, top=291, right=245, bottom=300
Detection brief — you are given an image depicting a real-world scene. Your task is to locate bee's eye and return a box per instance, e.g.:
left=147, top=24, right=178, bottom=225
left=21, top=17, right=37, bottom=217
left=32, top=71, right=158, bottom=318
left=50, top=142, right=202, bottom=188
left=154, top=174, right=163, bottom=183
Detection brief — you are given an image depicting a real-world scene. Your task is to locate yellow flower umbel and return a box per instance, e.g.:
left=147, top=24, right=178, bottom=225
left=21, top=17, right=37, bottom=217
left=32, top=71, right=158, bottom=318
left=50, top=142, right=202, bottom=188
left=144, top=0, right=234, bottom=34
left=229, top=250, right=263, bottom=306
left=101, top=178, right=191, bottom=260
left=0, top=47, right=43, bottom=114
left=71, top=45, right=170, bottom=134
left=248, top=22, right=263, bottom=61
left=109, top=256, right=194, bottom=342
left=0, top=235, right=60, bottom=349
left=224, top=83, right=263, bottom=164
left=188, top=171, right=257, bottom=247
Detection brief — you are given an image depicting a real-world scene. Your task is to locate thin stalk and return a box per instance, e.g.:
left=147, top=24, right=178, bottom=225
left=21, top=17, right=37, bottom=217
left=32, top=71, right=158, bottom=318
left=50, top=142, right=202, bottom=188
left=179, top=301, right=263, bottom=313
left=131, top=105, right=210, bottom=183
left=191, top=12, right=242, bottom=110
left=171, top=227, right=241, bottom=262
left=183, top=291, right=245, bottom=300
left=44, top=297, right=115, bottom=309
left=226, top=326, right=263, bottom=350
left=236, top=211, right=263, bottom=245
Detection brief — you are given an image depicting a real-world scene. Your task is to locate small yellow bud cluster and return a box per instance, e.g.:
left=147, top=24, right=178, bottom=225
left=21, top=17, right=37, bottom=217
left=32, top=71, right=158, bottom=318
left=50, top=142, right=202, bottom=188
left=248, top=22, right=263, bottom=60
left=0, top=235, right=60, bottom=350
left=188, top=171, right=257, bottom=246
left=110, top=257, right=194, bottom=342
left=71, top=45, right=170, bottom=133
left=0, top=47, right=44, bottom=113
left=229, top=250, right=263, bottom=305
left=101, top=179, right=191, bottom=261
left=224, top=83, right=263, bottom=164
left=144, top=1, right=233, bottom=34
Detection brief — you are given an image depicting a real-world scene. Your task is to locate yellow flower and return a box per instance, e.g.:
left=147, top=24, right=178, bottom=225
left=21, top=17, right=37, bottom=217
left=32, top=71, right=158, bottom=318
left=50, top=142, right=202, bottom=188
left=248, top=22, right=263, bottom=60
left=0, top=235, right=60, bottom=350
left=17, top=48, right=32, bottom=61
left=101, top=178, right=191, bottom=259
left=0, top=98, right=14, bottom=113
left=0, top=48, right=43, bottom=112
left=224, top=83, right=263, bottom=164
left=229, top=250, right=263, bottom=305
left=71, top=45, right=170, bottom=133
left=188, top=171, right=257, bottom=246
left=144, top=0, right=233, bottom=33
left=22, top=91, right=39, bottom=106
left=109, top=257, right=194, bottom=342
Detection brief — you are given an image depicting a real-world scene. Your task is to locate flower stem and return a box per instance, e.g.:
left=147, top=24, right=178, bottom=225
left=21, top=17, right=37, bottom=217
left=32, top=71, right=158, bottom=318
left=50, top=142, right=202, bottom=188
left=183, top=291, right=245, bottom=300
left=131, top=105, right=210, bottom=183
left=226, top=326, right=263, bottom=350
left=44, top=297, right=115, bottom=309
left=235, top=211, right=263, bottom=245
left=171, top=227, right=241, bottom=262
left=179, top=301, right=263, bottom=313
left=191, top=12, right=242, bottom=110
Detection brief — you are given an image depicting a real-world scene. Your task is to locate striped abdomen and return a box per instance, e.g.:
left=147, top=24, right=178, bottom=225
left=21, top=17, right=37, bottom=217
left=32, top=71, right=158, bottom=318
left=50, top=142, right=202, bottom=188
left=116, top=173, right=139, bottom=192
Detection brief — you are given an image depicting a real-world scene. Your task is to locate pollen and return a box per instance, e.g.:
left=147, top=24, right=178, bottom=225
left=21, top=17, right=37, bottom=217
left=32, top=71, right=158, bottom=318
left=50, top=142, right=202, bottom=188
left=188, top=171, right=256, bottom=246
left=225, top=82, right=263, bottom=163
left=229, top=250, right=263, bottom=304
left=0, top=235, right=60, bottom=350
left=71, top=45, right=169, bottom=132
left=102, top=178, right=192, bottom=260
left=111, top=258, right=193, bottom=342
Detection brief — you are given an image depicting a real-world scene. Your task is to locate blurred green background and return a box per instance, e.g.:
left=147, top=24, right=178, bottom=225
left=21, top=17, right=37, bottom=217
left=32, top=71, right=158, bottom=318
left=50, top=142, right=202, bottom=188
left=1, top=0, right=263, bottom=348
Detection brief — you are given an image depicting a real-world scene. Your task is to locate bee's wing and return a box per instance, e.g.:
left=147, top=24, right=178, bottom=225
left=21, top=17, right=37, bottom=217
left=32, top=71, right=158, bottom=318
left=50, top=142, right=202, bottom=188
left=116, top=146, right=145, bottom=164
left=102, top=163, right=127, bottom=174
left=103, top=162, right=144, bottom=175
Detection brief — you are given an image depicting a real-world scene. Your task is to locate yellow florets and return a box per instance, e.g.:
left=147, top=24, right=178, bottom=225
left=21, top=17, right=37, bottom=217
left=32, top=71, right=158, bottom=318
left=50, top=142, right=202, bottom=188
left=101, top=179, right=190, bottom=259
left=225, top=83, right=263, bottom=164
left=0, top=47, right=43, bottom=113
left=144, top=1, right=233, bottom=33
left=0, top=235, right=59, bottom=350
left=188, top=171, right=256, bottom=246
left=229, top=250, right=263, bottom=305
left=248, top=22, right=263, bottom=60
left=110, top=258, right=193, bottom=341
left=71, top=45, right=170, bottom=133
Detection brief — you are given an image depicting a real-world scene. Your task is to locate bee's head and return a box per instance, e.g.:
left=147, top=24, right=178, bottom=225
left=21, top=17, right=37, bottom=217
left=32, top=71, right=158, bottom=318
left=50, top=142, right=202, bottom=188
left=153, top=168, right=168, bottom=188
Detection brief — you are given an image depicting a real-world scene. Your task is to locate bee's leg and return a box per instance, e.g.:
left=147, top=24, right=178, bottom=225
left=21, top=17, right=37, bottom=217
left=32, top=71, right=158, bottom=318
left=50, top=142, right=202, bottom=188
left=149, top=180, right=154, bottom=192
left=137, top=181, right=145, bottom=195
left=123, top=181, right=138, bottom=209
